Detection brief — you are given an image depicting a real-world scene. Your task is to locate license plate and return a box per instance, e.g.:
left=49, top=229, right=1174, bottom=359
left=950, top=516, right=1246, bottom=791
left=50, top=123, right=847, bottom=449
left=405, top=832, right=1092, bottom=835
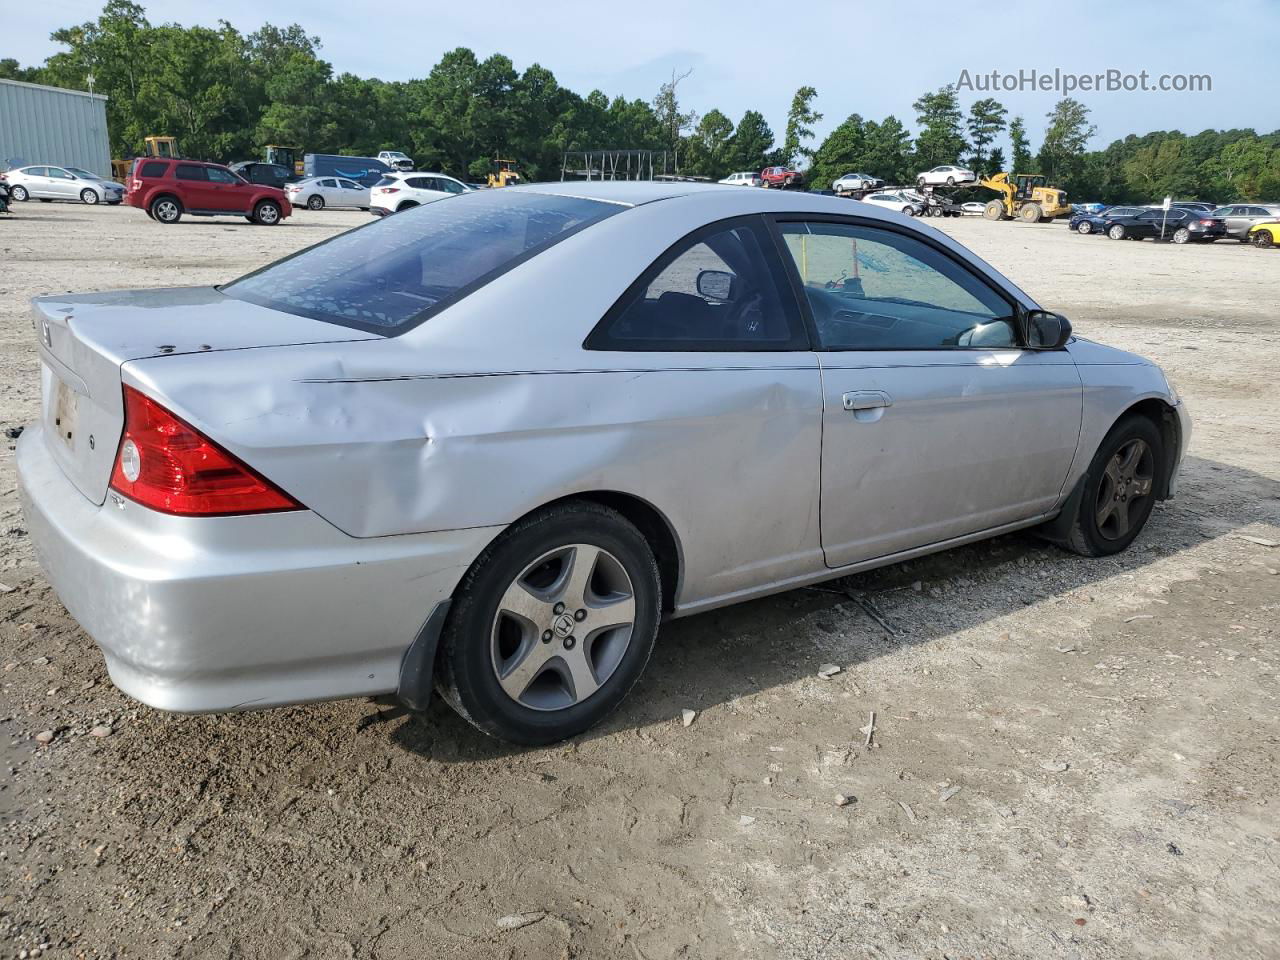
left=51, top=377, right=78, bottom=450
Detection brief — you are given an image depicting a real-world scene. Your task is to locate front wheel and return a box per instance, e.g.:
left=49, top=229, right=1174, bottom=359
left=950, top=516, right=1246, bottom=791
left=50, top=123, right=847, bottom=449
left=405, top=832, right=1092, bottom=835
left=1058, top=416, right=1163, bottom=557
left=10, top=185, right=29, bottom=202
left=436, top=501, right=661, bottom=745
left=80, top=188, right=99, bottom=205
left=902, top=206, right=915, bottom=216
left=253, top=200, right=282, bottom=225
left=1077, top=221, right=1093, bottom=235
left=1108, top=224, right=1126, bottom=240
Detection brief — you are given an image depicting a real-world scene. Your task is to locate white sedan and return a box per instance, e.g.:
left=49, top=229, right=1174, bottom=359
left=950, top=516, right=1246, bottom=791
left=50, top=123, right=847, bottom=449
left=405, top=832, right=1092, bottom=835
left=4, top=165, right=124, bottom=204
left=286, top=176, right=372, bottom=211
left=832, top=172, right=883, bottom=193
left=370, top=171, right=469, bottom=215
left=858, top=191, right=923, bottom=216
left=916, top=165, right=977, bottom=187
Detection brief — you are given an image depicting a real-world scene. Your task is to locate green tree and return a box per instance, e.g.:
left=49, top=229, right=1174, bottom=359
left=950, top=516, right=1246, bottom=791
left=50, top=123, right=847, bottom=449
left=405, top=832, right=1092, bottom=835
left=726, top=110, right=776, bottom=173
left=911, top=85, right=966, bottom=170
left=986, top=145, right=1006, bottom=173
left=0, top=58, right=43, bottom=82
left=781, top=85, right=822, bottom=167
left=966, top=97, right=1007, bottom=171
left=1008, top=116, right=1033, bottom=172
left=1038, top=97, right=1096, bottom=185
left=807, top=113, right=867, bottom=191
left=685, top=108, right=735, bottom=178
left=862, top=115, right=914, bottom=183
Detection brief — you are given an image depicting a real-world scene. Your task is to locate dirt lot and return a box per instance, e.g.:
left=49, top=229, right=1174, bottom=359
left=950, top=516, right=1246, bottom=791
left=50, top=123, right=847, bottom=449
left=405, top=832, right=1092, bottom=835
left=1, top=201, right=1278, bottom=960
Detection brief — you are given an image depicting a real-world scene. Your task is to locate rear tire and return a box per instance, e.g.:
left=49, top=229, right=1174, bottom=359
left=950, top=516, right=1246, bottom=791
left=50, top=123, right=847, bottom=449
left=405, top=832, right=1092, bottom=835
left=1108, top=224, right=1126, bottom=240
left=10, top=185, right=28, bottom=202
left=1172, top=227, right=1190, bottom=244
left=80, top=189, right=99, bottom=205
left=1058, top=415, right=1164, bottom=557
left=1019, top=203, right=1043, bottom=223
left=150, top=196, right=182, bottom=224
left=306, top=195, right=324, bottom=210
left=436, top=501, right=661, bottom=745
left=1252, top=230, right=1274, bottom=248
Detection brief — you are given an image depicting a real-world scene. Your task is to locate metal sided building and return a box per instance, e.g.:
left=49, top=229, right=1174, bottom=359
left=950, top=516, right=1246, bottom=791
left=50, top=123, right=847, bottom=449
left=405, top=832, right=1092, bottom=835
left=0, top=78, right=111, bottom=179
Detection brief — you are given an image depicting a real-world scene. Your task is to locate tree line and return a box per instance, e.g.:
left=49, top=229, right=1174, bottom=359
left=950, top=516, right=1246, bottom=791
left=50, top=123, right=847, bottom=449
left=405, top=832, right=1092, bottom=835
left=3, top=1, right=1278, bottom=202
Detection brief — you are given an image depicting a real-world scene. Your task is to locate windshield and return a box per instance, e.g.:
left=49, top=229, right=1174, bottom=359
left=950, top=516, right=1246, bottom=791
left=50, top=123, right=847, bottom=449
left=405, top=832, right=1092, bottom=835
left=222, top=190, right=623, bottom=334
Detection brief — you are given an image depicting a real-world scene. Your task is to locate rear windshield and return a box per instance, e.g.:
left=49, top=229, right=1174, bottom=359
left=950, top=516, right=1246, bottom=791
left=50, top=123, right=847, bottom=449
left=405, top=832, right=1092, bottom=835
left=222, top=191, right=622, bottom=334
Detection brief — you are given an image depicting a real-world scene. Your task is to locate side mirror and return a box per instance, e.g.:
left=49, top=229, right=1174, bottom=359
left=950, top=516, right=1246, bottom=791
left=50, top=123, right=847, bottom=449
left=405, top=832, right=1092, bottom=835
left=696, top=269, right=735, bottom=301
left=1025, top=309, right=1072, bottom=349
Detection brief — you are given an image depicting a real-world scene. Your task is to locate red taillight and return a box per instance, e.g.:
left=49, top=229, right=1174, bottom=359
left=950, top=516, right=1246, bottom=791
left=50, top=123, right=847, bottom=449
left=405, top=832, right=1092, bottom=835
left=380, top=187, right=399, bottom=194
left=1200, top=219, right=1214, bottom=226
left=109, top=386, right=301, bottom=516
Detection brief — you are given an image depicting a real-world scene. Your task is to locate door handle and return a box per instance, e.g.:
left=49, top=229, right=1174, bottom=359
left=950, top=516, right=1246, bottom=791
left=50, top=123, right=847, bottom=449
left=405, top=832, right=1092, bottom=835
left=842, top=390, right=893, bottom=412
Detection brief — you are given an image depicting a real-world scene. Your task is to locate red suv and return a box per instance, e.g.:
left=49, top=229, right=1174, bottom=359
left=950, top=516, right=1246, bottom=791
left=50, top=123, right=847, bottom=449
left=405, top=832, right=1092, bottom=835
left=126, top=157, right=291, bottom=225
left=760, top=166, right=803, bottom=189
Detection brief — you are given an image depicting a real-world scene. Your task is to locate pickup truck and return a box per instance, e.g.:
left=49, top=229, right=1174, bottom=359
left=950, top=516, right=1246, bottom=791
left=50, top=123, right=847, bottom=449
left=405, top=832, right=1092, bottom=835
left=760, top=166, right=803, bottom=189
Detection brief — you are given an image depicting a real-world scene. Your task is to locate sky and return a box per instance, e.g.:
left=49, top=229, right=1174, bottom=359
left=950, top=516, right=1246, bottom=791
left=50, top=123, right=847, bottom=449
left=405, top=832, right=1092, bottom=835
left=8, top=0, right=1279, bottom=155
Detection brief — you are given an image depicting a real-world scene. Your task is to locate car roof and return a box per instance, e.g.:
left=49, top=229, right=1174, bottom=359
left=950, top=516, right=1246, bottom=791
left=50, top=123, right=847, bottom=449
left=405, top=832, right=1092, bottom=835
left=518, top=180, right=715, bottom=206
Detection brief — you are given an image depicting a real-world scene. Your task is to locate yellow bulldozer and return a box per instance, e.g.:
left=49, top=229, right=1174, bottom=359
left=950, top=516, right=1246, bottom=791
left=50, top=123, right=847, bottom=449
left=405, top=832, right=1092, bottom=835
left=979, top=172, right=1071, bottom=223
left=487, top=159, right=523, bottom=188
left=111, top=136, right=180, bottom=183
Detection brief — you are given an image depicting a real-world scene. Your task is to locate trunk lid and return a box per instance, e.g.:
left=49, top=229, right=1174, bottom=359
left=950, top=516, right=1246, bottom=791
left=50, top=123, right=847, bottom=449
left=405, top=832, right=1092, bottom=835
left=32, top=286, right=380, bottom=504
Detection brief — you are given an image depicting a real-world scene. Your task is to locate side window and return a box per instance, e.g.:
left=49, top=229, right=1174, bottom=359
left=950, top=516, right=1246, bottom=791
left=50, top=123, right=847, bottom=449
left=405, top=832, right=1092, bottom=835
left=48, top=167, right=72, bottom=180
left=438, top=178, right=465, bottom=194
left=1137, top=210, right=1161, bottom=220
left=26, top=167, right=48, bottom=177
left=778, top=221, right=1016, bottom=351
left=586, top=218, right=806, bottom=352
left=319, top=178, right=338, bottom=188
left=140, top=161, right=167, bottom=178
left=175, top=164, right=208, bottom=182
left=206, top=168, right=238, bottom=184
left=340, top=179, right=362, bottom=190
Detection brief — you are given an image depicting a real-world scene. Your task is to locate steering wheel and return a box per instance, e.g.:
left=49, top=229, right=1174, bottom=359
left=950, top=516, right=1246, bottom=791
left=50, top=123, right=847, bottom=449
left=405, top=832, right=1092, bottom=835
left=721, top=289, right=767, bottom=340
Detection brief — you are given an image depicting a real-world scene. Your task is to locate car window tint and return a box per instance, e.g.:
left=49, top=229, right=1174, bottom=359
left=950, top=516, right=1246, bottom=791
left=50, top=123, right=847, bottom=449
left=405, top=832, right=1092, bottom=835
left=587, top=219, right=804, bottom=352
left=175, top=164, right=208, bottom=182
left=779, top=221, right=1015, bottom=351
left=438, top=178, right=465, bottom=194
left=207, top=168, right=238, bottom=184
left=340, top=179, right=362, bottom=190
left=139, top=161, right=167, bottom=178
left=223, top=191, right=621, bottom=335
left=319, top=178, right=337, bottom=187
left=26, top=167, right=47, bottom=177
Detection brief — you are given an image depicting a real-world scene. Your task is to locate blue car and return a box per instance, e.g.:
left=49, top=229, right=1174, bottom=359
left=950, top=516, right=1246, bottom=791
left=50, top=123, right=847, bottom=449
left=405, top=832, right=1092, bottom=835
left=1070, top=205, right=1147, bottom=235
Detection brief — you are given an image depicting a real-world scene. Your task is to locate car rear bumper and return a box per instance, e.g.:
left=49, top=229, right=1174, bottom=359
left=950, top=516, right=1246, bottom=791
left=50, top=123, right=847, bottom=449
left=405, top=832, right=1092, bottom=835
left=17, top=424, right=499, bottom=713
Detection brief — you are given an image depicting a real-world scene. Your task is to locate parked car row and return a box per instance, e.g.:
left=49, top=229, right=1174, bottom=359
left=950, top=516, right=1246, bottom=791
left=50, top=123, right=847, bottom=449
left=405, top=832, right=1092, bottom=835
left=1069, top=201, right=1280, bottom=245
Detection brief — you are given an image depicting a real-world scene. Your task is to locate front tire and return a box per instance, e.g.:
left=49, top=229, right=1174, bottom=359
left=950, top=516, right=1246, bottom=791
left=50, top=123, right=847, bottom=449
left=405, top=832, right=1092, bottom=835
left=436, top=501, right=661, bottom=745
left=253, top=200, right=282, bottom=225
left=80, top=188, right=99, bottom=205
left=1077, top=221, right=1093, bottom=235
left=1058, top=415, right=1163, bottom=557
left=982, top=199, right=1005, bottom=221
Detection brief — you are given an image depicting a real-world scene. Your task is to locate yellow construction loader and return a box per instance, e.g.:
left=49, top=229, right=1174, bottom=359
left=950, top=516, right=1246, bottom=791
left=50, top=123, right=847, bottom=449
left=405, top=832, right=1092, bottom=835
left=111, top=136, right=179, bottom=183
left=979, top=172, right=1071, bottom=223
left=487, top=159, right=523, bottom=188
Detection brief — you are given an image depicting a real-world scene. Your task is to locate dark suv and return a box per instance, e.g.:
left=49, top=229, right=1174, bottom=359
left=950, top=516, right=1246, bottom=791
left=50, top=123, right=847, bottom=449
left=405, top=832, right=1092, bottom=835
left=126, top=158, right=292, bottom=225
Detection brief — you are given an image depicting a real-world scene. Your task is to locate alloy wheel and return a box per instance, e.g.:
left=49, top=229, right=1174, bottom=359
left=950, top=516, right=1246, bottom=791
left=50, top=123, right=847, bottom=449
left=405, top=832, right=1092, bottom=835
left=490, top=543, right=636, bottom=711
left=81, top=189, right=99, bottom=204
left=1094, top=438, right=1154, bottom=540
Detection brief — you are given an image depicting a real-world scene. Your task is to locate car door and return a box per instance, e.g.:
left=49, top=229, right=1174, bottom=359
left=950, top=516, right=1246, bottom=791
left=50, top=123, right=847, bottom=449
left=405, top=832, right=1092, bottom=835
left=338, top=178, right=369, bottom=207
left=203, top=166, right=249, bottom=211
left=583, top=215, right=823, bottom=601
left=45, top=167, right=80, bottom=199
left=173, top=164, right=219, bottom=211
left=773, top=217, right=1082, bottom=567
left=19, top=167, right=48, bottom=197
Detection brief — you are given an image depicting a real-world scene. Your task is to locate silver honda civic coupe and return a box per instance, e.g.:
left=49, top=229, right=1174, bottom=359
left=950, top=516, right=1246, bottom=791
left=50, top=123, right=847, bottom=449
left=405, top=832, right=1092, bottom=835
left=17, top=182, right=1190, bottom=744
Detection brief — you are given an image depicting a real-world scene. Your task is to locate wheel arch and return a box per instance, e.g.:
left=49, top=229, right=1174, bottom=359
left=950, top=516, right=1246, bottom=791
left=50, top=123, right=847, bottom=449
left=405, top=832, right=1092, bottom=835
left=1112, top=397, right=1182, bottom=500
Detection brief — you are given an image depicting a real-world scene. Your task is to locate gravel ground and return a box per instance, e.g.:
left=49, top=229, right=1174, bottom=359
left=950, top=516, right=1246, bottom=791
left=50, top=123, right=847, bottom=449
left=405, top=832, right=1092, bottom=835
left=1, top=201, right=1278, bottom=960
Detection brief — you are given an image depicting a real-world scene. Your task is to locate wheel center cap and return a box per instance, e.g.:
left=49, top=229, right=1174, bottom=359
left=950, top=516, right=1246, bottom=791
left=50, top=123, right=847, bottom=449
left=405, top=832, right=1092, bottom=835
left=552, top=613, right=575, bottom=638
